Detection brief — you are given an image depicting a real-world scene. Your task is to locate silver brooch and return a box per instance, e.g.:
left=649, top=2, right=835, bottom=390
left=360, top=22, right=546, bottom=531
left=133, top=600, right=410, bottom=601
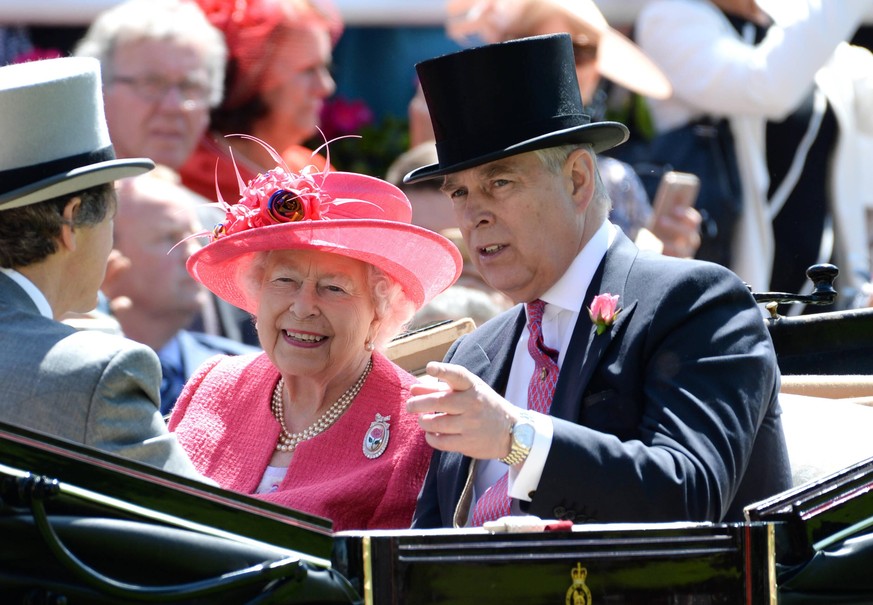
left=363, top=413, right=391, bottom=459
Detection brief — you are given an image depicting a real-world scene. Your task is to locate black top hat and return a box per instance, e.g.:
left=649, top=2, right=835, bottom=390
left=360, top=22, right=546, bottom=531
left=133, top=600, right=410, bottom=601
left=403, top=33, right=629, bottom=184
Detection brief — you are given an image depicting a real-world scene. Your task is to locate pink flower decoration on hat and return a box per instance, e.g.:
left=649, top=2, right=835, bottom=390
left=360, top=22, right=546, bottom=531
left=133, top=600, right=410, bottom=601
left=588, top=293, right=620, bottom=335
left=205, top=134, right=374, bottom=241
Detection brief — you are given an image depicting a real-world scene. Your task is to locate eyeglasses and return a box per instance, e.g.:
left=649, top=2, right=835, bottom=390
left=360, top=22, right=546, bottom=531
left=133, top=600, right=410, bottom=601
left=111, top=74, right=210, bottom=105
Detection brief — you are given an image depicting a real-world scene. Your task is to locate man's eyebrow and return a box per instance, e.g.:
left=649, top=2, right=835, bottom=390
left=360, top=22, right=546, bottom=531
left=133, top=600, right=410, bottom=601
left=479, top=161, right=516, bottom=179
left=440, top=161, right=520, bottom=194
left=440, top=177, right=458, bottom=195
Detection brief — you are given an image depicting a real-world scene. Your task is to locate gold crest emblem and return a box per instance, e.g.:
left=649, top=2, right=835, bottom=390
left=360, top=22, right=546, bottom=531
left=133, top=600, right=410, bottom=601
left=565, top=563, right=592, bottom=605
left=363, top=413, right=390, bottom=459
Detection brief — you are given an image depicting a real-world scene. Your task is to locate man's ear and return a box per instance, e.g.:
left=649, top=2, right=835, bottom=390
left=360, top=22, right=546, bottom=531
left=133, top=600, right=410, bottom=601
left=103, top=249, right=131, bottom=287
left=565, top=148, right=596, bottom=211
left=58, top=197, right=82, bottom=252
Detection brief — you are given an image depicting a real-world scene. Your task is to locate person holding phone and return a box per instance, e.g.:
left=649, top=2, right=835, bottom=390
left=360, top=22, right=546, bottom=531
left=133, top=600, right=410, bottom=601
left=637, top=0, right=873, bottom=308
left=443, top=0, right=702, bottom=258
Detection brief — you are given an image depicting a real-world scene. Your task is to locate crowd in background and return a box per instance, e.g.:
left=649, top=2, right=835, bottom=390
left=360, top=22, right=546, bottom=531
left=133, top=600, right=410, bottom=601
left=3, top=0, right=873, bottom=531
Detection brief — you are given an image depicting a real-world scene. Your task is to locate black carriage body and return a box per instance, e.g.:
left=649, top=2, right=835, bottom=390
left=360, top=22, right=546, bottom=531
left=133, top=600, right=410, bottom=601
left=3, top=290, right=873, bottom=605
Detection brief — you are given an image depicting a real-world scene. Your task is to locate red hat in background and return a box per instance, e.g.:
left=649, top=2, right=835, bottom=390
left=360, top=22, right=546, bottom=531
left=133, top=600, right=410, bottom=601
left=194, top=0, right=343, bottom=109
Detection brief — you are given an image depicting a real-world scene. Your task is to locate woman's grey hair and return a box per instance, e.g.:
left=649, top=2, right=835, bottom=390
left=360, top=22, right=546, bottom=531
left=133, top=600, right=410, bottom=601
left=242, top=251, right=418, bottom=351
left=0, top=183, right=115, bottom=268
left=533, top=144, right=612, bottom=224
left=74, top=0, right=227, bottom=108
left=366, top=265, right=418, bottom=349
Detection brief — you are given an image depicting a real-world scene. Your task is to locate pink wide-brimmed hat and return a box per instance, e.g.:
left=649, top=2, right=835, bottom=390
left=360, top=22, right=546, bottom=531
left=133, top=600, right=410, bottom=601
left=187, top=147, right=463, bottom=314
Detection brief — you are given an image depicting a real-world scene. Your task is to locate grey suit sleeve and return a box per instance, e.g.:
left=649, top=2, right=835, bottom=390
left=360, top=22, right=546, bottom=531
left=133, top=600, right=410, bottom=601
left=75, top=333, right=207, bottom=481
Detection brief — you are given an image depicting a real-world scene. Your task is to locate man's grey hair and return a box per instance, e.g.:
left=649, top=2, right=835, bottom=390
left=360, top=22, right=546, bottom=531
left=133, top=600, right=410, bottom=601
left=533, top=144, right=612, bottom=224
left=74, top=0, right=227, bottom=108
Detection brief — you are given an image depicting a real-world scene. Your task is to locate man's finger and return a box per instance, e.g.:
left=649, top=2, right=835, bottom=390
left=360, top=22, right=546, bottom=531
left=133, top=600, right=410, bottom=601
left=409, top=373, right=452, bottom=396
left=425, top=361, right=476, bottom=391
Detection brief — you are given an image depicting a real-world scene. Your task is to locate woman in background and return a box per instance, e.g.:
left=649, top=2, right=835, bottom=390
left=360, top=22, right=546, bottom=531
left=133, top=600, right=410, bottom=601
left=181, top=0, right=342, bottom=203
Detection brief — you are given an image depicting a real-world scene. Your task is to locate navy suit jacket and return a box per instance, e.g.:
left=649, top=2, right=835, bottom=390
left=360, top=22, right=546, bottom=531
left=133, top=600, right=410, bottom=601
left=160, top=330, right=260, bottom=415
left=412, top=232, right=792, bottom=527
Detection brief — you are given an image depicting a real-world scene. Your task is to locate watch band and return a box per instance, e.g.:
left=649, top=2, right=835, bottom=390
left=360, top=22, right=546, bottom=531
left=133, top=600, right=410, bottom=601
left=499, top=444, right=530, bottom=466
left=499, top=411, right=534, bottom=466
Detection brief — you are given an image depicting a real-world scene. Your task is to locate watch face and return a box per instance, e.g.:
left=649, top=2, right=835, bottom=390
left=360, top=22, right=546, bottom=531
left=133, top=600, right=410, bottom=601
left=514, top=423, right=535, bottom=449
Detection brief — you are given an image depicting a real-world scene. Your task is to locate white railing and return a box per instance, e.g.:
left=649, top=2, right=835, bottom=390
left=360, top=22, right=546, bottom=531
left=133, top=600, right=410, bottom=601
left=0, top=0, right=644, bottom=27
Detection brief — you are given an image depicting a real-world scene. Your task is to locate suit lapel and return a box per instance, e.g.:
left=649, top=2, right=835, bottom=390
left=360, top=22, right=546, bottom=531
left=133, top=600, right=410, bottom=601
left=444, top=308, right=525, bottom=526
left=551, top=232, right=638, bottom=421
left=461, top=307, right=527, bottom=396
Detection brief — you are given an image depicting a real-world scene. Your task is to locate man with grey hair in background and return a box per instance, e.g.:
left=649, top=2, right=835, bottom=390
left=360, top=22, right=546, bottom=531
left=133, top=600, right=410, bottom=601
left=74, top=0, right=226, bottom=173
left=75, top=0, right=256, bottom=345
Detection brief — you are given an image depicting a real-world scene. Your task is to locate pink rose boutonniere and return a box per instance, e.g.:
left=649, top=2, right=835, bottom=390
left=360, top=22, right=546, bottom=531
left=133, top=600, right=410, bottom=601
left=588, top=293, right=620, bottom=335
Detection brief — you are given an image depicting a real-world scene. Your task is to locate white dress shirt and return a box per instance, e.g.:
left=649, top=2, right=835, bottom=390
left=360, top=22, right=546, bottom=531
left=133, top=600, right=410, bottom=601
left=0, top=267, right=53, bottom=319
left=471, top=221, right=616, bottom=518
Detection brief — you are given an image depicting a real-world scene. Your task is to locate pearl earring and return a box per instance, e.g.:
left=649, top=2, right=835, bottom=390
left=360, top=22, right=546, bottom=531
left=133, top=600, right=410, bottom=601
left=365, top=340, right=375, bottom=352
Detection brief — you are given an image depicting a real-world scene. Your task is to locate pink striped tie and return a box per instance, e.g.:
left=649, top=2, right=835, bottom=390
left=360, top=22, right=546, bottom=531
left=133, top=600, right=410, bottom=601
left=470, top=299, right=559, bottom=526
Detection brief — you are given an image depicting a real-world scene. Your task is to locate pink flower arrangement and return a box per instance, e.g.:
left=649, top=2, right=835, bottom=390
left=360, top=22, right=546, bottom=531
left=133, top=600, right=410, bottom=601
left=588, top=293, right=620, bottom=335
left=319, top=96, right=374, bottom=141
left=204, top=135, right=374, bottom=242
left=211, top=165, right=327, bottom=240
left=315, top=95, right=410, bottom=177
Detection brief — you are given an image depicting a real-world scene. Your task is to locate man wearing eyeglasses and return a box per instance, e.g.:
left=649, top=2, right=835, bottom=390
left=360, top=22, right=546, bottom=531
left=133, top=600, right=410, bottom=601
left=73, top=0, right=260, bottom=346
left=75, top=0, right=226, bottom=173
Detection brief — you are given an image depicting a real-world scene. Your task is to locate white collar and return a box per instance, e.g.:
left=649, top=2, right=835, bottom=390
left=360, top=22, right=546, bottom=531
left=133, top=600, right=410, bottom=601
left=0, top=267, right=53, bottom=319
left=537, top=221, right=615, bottom=315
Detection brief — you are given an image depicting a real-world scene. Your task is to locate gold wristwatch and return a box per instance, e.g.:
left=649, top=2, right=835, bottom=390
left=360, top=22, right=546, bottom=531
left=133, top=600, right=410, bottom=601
left=499, top=410, right=536, bottom=466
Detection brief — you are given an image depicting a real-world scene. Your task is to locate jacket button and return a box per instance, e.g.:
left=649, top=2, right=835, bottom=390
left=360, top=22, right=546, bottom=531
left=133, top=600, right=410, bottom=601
left=553, top=506, right=566, bottom=518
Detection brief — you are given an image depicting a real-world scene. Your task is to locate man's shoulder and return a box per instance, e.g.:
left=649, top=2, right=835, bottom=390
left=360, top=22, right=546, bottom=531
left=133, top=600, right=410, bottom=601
left=468, top=304, right=523, bottom=334
left=446, top=304, right=524, bottom=359
left=629, top=252, right=747, bottom=291
left=62, top=328, right=159, bottom=370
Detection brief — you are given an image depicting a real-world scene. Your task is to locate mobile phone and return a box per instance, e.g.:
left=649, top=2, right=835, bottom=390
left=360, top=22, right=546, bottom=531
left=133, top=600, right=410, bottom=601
left=651, top=171, right=700, bottom=220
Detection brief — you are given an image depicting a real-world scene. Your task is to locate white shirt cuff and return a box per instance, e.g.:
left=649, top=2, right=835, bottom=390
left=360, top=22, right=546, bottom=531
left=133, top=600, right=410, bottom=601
left=507, top=410, right=553, bottom=501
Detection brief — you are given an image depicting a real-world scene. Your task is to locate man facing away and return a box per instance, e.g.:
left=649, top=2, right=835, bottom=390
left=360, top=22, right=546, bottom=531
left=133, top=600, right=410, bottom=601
left=405, top=34, right=791, bottom=528
left=0, top=56, right=203, bottom=479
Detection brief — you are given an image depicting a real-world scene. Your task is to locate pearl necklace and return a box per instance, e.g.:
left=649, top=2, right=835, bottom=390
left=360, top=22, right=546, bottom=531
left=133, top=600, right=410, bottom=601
left=271, top=357, right=373, bottom=452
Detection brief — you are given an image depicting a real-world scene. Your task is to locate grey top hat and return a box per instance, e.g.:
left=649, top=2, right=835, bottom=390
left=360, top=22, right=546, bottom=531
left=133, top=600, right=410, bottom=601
left=0, top=57, right=154, bottom=210
left=404, top=34, right=629, bottom=184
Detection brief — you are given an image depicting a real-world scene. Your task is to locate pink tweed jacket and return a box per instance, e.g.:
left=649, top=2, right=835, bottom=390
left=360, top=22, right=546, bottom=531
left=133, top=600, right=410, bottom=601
left=168, top=351, right=432, bottom=531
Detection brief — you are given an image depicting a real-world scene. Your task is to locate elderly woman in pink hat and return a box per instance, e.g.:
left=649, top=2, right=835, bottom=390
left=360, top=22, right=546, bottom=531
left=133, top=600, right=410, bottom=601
left=168, top=141, right=462, bottom=531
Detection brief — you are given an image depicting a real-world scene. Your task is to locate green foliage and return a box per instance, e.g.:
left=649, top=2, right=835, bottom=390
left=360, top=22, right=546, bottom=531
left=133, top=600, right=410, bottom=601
left=324, top=115, right=410, bottom=178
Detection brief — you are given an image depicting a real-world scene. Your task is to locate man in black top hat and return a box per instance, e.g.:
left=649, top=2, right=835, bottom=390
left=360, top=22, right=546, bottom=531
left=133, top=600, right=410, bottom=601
left=405, top=34, right=791, bottom=527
